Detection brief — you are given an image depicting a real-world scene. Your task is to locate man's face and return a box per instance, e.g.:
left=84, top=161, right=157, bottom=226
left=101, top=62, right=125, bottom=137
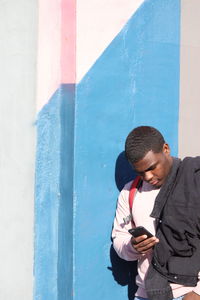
left=132, top=144, right=173, bottom=188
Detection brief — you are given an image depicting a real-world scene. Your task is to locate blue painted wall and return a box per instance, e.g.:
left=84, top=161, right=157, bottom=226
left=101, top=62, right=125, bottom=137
left=74, top=0, right=180, bottom=299
left=35, top=85, right=75, bottom=300
left=34, top=0, right=180, bottom=299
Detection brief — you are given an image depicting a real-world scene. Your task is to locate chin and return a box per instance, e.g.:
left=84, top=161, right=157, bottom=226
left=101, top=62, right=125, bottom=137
left=156, top=180, right=165, bottom=188
left=155, top=183, right=162, bottom=188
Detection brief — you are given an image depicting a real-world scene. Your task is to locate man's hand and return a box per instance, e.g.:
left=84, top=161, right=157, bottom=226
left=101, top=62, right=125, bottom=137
left=131, top=235, right=159, bottom=254
left=183, top=292, right=200, bottom=300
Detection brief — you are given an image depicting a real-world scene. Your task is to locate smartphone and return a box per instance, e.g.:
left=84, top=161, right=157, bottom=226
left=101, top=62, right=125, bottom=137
left=128, top=226, right=153, bottom=238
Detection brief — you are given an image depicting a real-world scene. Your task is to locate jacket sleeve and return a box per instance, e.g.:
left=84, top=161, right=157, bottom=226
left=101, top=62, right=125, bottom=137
left=112, top=182, right=141, bottom=261
left=182, top=157, right=200, bottom=295
left=191, top=158, right=200, bottom=295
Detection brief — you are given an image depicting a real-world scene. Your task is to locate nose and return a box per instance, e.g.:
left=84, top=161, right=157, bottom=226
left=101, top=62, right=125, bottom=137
left=143, top=171, right=153, bottom=182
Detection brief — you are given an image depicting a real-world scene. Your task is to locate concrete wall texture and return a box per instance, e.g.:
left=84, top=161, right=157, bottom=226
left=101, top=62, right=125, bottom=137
left=0, top=0, right=200, bottom=299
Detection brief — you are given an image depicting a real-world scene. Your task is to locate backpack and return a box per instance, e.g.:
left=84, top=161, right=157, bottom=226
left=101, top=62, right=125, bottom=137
left=129, top=176, right=142, bottom=211
left=123, top=176, right=142, bottom=225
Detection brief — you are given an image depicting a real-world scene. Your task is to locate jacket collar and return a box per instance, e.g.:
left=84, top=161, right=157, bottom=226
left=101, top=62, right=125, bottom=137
left=150, top=157, right=181, bottom=219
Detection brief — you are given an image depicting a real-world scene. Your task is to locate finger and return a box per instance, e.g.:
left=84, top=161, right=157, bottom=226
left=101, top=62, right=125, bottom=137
left=139, top=243, right=157, bottom=254
left=137, top=241, right=159, bottom=253
left=137, top=237, right=159, bottom=249
left=134, top=236, right=158, bottom=245
left=131, top=235, right=149, bottom=246
left=134, top=238, right=159, bottom=253
left=134, top=235, right=148, bottom=243
left=131, top=236, right=145, bottom=246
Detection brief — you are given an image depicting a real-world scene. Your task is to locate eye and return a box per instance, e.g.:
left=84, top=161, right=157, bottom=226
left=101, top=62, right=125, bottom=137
left=149, top=166, right=156, bottom=171
left=148, top=163, right=157, bottom=171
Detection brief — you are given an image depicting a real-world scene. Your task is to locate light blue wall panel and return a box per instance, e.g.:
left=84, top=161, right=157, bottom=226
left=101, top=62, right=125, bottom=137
left=74, top=0, right=180, bottom=299
left=34, top=85, right=75, bottom=300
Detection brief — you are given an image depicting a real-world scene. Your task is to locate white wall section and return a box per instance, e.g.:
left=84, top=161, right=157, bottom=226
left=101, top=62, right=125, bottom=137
left=76, top=0, right=144, bottom=82
left=0, top=1, right=37, bottom=299
left=179, top=0, right=200, bottom=157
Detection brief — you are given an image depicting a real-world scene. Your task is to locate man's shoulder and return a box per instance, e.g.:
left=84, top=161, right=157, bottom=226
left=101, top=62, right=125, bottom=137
left=182, top=155, right=200, bottom=161
left=182, top=156, right=200, bottom=167
left=122, top=179, right=134, bottom=191
left=176, top=156, right=200, bottom=178
left=122, top=176, right=142, bottom=191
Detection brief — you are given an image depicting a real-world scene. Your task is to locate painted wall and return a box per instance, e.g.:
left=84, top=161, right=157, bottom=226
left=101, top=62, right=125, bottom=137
left=0, top=1, right=37, bottom=299
left=1, top=0, right=199, bottom=299
left=74, top=1, right=180, bottom=299
left=35, top=1, right=181, bottom=300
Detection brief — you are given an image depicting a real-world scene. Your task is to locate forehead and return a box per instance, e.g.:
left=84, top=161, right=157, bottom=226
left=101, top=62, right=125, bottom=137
left=133, top=150, right=162, bottom=172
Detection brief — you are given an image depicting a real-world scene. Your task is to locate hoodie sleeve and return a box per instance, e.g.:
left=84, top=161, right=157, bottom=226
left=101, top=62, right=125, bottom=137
left=112, top=182, right=141, bottom=261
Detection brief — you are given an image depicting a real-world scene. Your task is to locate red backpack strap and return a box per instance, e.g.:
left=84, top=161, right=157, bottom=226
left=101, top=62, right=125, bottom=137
left=129, top=176, right=142, bottom=212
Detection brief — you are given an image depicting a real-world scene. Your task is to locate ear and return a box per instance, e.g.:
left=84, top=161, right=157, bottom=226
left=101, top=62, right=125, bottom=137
left=163, top=143, right=170, bottom=155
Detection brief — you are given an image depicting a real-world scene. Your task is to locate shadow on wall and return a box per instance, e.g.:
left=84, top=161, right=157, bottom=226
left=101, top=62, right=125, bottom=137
left=108, top=151, right=138, bottom=300
left=108, top=245, right=138, bottom=300
left=115, top=151, right=136, bottom=192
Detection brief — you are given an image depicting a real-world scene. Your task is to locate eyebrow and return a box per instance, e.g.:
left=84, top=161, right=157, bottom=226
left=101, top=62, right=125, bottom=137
left=136, top=162, right=158, bottom=174
left=144, top=162, right=157, bottom=172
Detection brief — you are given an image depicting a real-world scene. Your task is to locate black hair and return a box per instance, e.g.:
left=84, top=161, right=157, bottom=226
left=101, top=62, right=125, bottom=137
left=125, top=126, right=165, bottom=164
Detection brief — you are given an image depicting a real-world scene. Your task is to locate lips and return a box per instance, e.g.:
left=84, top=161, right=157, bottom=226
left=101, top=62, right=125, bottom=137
left=149, top=180, right=159, bottom=186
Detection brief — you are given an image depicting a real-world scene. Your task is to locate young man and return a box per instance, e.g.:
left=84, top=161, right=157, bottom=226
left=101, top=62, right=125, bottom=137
left=112, top=126, right=200, bottom=300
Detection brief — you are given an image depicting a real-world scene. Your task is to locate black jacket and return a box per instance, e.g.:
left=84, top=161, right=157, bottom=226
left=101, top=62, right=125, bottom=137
left=145, top=157, right=200, bottom=300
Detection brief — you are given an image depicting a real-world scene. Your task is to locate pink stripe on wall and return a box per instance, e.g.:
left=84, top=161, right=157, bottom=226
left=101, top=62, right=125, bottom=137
left=61, top=0, right=76, bottom=83
left=37, top=0, right=76, bottom=112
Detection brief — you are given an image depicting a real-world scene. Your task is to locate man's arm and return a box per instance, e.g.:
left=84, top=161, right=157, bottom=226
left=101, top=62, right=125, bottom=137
left=112, top=183, right=141, bottom=261
left=184, top=161, right=200, bottom=300
left=112, top=182, right=159, bottom=260
left=184, top=291, right=200, bottom=300
left=184, top=161, right=200, bottom=299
